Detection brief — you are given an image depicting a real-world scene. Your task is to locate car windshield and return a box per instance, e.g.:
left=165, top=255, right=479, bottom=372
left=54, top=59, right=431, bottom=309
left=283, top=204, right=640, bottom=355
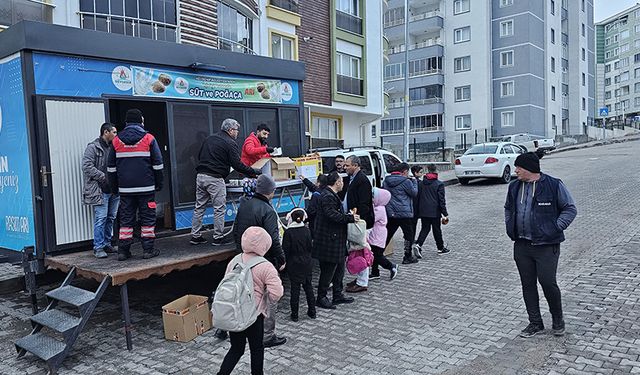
left=465, top=145, right=498, bottom=155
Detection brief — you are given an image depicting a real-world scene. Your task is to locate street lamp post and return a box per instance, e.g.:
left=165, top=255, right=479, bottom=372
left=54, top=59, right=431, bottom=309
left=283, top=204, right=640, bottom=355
left=402, top=0, right=410, bottom=161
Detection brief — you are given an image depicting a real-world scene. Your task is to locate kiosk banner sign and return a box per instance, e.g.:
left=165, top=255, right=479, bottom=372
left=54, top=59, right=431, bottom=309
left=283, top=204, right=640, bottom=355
left=132, top=66, right=295, bottom=104
left=0, top=54, right=35, bottom=251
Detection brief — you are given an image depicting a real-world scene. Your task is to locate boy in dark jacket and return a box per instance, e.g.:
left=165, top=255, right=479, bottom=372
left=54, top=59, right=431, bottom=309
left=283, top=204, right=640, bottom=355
left=283, top=208, right=316, bottom=322
left=298, top=174, right=328, bottom=238
left=415, top=164, right=450, bottom=255
left=383, top=163, right=419, bottom=264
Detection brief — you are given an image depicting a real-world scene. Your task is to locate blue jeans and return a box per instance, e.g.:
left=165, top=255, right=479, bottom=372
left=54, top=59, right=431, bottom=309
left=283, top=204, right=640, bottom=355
left=93, top=193, right=120, bottom=250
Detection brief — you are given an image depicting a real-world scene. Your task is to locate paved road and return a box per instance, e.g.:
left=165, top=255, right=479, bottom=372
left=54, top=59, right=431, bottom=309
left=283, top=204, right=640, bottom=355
left=1, top=141, right=639, bottom=374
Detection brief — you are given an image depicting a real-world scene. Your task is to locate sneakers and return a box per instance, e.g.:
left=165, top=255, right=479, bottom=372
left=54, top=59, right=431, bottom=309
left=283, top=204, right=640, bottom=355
left=412, top=244, right=422, bottom=259
left=389, top=264, right=398, bottom=280
left=316, top=297, right=336, bottom=310
left=190, top=236, right=207, bottom=245
left=346, top=280, right=357, bottom=288
left=519, top=323, right=545, bottom=338
left=552, top=320, right=565, bottom=336
left=211, top=236, right=231, bottom=246
left=369, top=271, right=381, bottom=280
left=402, top=256, right=418, bottom=264
left=94, top=249, right=108, bottom=259
left=214, top=329, right=228, bottom=340
left=142, top=249, right=160, bottom=259
left=103, top=245, right=118, bottom=254
left=345, top=284, right=367, bottom=293
left=437, top=247, right=450, bottom=255
left=332, top=295, right=355, bottom=305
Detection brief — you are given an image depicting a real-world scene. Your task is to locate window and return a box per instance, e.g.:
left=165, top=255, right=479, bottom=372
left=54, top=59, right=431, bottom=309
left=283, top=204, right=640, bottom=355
left=410, top=114, right=443, bottom=132
left=218, top=2, right=253, bottom=53
left=336, top=0, right=362, bottom=34
left=636, top=39, right=640, bottom=47
left=501, top=0, right=513, bottom=7
left=551, top=28, right=555, bottom=44
left=383, top=8, right=404, bottom=27
left=582, top=98, right=586, bottom=110
left=409, top=57, right=442, bottom=76
left=635, top=82, right=640, bottom=93
left=550, top=0, right=555, bottom=15
left=635, top=53, right=640, bottom=63
left=615, top=61, right=620, bottom=69
left=621, top=71, right=630, bottom=81
left=615, top=75, right=620, bottom=83
left=454, top=56, right=471, bottom=72
left=621, top=43, right=630, bottom=53
left=271, top=33, right=295, bottom=60
left=582, top=48, right=586, bottom=61
left=605, top=91, right=612, bottom=99
left=501, top=81, right=514, bottom=97
left=384, top=63, right=405, bottom=80
left=500, top=21, right=514, bottom=37
left=383, top=153, right=402, bottom=171
left=455, top=115, right=471, bottom=130
left=635, top=67, right=640, bottom=78
left=409, top=85, right=443, bottom=102
left=605, top=64, right=611, bottom=73
left=312, top=116, right=340, bottom=139
left=454, top=26, right=471, bottom=43
left=454, top=0, right=470, bottom=14
left=636, top=9, right=640, bottom=18
left=501, top=111, right=515, bottom=127
left=79, top=0, right=177, bottom=42
left=500, top=51, right=514, bottom=67
left=270, top=0, right=299, bottom=13
left=582, top=23, right=585, bottom=37
left=551, top=86, right=556, bottom=101
left=551, top=57, right=555, bottom=72
left=621, top=57, right=630, bottom=67
left=552, top=114, right=556, bottom=130
left=336, top=0, right=359, bottom=16
left=635, top=97, right=640, bottom=107
left=582, top=73, right=585, bottom=86
left=381, top=118, right=404, bottom=134
left=454, top=86, right=471, bottom=102
left=581, top=0, right=584, bottom=11
left=336, top=52, right=362, bottom=95
left=605, top=78, right=611, bottom=86
left=621, top=29, right=630, bottom=39
left=371, top=124, right=376, bottom=138
left=605, top=38, right=611, bottom=46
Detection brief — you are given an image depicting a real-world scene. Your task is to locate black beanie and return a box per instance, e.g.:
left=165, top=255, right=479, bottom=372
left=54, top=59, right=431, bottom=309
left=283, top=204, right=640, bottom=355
left=125, top=109, right=143, bottom=124
left=514, top=152, right=540, bottom=173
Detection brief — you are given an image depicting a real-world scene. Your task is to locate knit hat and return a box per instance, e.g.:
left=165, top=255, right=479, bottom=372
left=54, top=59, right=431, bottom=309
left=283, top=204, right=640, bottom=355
left=514, top=152, right=540, bottom=173
left=125, top=109, right=143, bottom=124
left=241, top=226, right=272, bottom=256
left=255, top=174, right=276, bottom=196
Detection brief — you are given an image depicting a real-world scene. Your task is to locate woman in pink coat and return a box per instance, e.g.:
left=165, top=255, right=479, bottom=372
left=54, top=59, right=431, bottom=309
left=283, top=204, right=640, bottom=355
left=217, top=226, right=283, bottom=375
left=368, top=188, right=399, bottom=280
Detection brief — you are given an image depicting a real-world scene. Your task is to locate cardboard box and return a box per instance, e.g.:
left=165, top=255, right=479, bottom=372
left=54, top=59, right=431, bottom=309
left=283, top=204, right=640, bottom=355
left=252, top=157, right=296, bottom=181
left=289, top=155, right=323, bottom=179
left=162, top=295, right=212, bottom=342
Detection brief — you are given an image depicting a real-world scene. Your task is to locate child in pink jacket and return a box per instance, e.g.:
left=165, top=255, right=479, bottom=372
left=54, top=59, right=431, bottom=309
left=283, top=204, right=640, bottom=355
left=368, top=188, right=399, bottom=281
left=217, top=226, right=283, bottom=375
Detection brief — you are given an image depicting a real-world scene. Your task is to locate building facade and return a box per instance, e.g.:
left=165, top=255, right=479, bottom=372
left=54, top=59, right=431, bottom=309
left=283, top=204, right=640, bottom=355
left=381, top=0, right=595, bottom=158
left=596, top=3, right=640, bottom=127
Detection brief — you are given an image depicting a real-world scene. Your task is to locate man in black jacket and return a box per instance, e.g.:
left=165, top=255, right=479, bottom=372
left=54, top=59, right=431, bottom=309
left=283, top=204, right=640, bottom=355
left=415, top=164, right=449, bottom=255
left=343, top=156, right=374, bottom=229
left=233, top=174, right=287, bottom=348
left=189, top=119, right=261, bottom=246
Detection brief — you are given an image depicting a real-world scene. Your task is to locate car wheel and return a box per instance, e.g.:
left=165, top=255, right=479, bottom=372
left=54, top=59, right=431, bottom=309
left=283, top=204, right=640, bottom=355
left=458, top=178, right=469, bottom=185
left=501, top=166, right=511, bottom=184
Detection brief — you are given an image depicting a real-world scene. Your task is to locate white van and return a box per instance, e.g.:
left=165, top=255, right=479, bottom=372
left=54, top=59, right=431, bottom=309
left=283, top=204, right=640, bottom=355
left=315, top=147, right=404, bottom=188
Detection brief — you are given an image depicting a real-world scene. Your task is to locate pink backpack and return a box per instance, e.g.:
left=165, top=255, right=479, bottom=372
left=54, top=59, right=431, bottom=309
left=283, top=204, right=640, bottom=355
left=346, top=244, right=374, bottom=275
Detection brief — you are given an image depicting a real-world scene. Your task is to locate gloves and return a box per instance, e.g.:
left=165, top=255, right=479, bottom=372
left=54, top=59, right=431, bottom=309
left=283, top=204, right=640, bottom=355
left=266, top=147, right=275, bottom=153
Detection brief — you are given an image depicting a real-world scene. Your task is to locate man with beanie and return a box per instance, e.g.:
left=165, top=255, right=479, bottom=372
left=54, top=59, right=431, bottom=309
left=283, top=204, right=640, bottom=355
left=241, top=123, right=275, bottom=167
left=232, top=174, right=287, bottom=348
left=504, top=151, right=577, bottom=338
left=107, top=109, right=164, bottom=260
left=190, top=118, right=261, bottom=246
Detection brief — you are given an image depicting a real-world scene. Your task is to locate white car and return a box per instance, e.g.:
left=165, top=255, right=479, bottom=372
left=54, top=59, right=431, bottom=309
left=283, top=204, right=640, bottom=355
left=454, top=142, right=524, bottom=185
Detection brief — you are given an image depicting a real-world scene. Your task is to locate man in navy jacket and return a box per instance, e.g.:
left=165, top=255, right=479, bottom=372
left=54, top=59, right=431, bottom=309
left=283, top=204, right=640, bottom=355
left=504, top=151, right=577, bottom=338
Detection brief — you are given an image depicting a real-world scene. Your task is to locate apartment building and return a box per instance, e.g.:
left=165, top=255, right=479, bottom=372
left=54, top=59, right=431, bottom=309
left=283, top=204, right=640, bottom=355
left=596, top=3, right=640, bottom=126
left=381, top=0, right=594, bottom=157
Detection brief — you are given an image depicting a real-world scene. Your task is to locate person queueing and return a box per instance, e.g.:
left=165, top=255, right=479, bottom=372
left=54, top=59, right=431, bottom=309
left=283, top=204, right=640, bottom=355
left=216, top=227, right=284, bottom=375
left=382, top=163, right=419, bottom=264
left=282, top=208, right=316, bottom=322
left=298, top=173, right=328, bottom=238
left=415, top=164, right=450, bottom=255
left=368, top=187, right=398, bottom=281
left=107, top=109, right=163, bottom=261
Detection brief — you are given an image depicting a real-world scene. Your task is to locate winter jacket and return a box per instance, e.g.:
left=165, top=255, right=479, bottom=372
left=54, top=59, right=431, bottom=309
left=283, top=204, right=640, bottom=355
left=302, top=178, right=321, bottom=236
left=240, top=132, right=271, bottom=167
left=367, top=188, right=391, bottom=248
left=504, top=173, right=577, bottom=245
left=107, top=123, right=163, bottom=195
left=282, top=223, right=314, bottom=283
left=312, top=188, right=356, bottom=263
left=383, top=173, right=418, bottom=219
left=233, top=194, right=286, bottom=270
left=227, top=227, right=283, bottom=317
left=196, top=131, right=258, bottom=179
left=82, top=137, right=112, bottom=205
left=345, top=170, right=375, bottom=229
left=417, top=173, right=449, bottom=218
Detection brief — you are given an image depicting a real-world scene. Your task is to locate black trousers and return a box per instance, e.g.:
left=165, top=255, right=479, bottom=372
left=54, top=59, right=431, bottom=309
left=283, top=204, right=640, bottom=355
left=370, top=245, right=394, bottom=274
left=317, top=260, right=345, bottom=301
left=416, top=217, right=444, bottom=250
left=385, top=218, right=415, bottom=253
left=290, top=274, right=315, bottom=315
left=217, top=315, right=265, bottom=375
left=118, top=193, right=156, bottom=253
left=513, top=240, right=563, bottom=326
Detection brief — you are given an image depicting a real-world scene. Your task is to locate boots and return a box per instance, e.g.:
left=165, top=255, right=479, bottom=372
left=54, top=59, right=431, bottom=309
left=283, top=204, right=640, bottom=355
left=402, top=240, right=418, bottom=264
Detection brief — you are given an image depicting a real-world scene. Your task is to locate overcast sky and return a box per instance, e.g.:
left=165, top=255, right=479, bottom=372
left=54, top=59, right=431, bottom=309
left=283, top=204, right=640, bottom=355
left=595, top=0, right=640, bottom=22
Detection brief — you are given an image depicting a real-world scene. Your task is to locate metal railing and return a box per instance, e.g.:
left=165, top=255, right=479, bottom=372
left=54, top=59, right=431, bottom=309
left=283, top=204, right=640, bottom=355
left=410, top=38, right=443, bottom=50
left=384, top=18, right=404, bottom=28
left=336, top=10, right=363, bottom=35
left=381, top=125, right=442, bottom=135
left=388, top=101, right=405, bottom=109
left=409, top=10, right=441, bottom=22
left=214, top=35, right=256, bottom=54
left=270, top=0, right=299, bottom=13
left=78, top=11, right=177, bottom=42
left=410, top=97, right=442, bottom=106
left=409, top=68, right=442, bottom=77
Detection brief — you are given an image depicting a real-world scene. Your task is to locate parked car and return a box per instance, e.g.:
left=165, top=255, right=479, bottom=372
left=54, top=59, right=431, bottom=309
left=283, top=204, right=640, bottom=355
left=315, top=146, right=404, bottom=188
left=454, top=142, right=524, bottom=185
left=490, top=133, right=556, bottom=153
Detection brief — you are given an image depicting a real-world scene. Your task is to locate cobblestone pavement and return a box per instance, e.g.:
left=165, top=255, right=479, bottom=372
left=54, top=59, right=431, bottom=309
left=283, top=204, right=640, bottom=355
left=1, top=142, right=639, bottom=374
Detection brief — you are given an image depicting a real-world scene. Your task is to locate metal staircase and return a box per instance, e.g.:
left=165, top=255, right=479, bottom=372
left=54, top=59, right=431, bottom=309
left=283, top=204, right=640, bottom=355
left=15, top=267, right=111, bottom=374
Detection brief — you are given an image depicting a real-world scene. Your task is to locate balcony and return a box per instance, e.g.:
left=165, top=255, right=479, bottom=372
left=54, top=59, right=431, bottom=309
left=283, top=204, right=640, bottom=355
left=270, top=0, right=299, bottom=13
left=409, top=10, right=441, bottom=22
left=383, top=36, right=390, bottom=62
left=410, top=97, right=441, bottom=106
left=384, top=9, right=442, bottom=39
left=381, top=125, right=442, bottom=136
left=337, top=75, right=364, bottom=96
left=562, top=95, right=569, bottom=110
left=561, top=7, right=568, bottom=21
left=388, top=38, right=442, bottom=55
left=336, top=10, right=363, bottom=35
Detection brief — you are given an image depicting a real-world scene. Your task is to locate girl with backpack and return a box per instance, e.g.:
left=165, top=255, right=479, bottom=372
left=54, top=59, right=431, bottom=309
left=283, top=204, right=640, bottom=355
left=283, top=208, right=316, bottom=321
left=216, top=226, right=283, bottom=375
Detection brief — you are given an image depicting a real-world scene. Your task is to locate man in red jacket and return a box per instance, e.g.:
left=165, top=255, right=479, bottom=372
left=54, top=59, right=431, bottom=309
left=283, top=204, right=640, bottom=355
left=241, top=124, right=274, bottom=166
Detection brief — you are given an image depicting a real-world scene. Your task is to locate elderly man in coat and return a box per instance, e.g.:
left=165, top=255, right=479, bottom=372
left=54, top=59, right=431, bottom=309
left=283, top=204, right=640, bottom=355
left=312, top=172, right=359, bottom=309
